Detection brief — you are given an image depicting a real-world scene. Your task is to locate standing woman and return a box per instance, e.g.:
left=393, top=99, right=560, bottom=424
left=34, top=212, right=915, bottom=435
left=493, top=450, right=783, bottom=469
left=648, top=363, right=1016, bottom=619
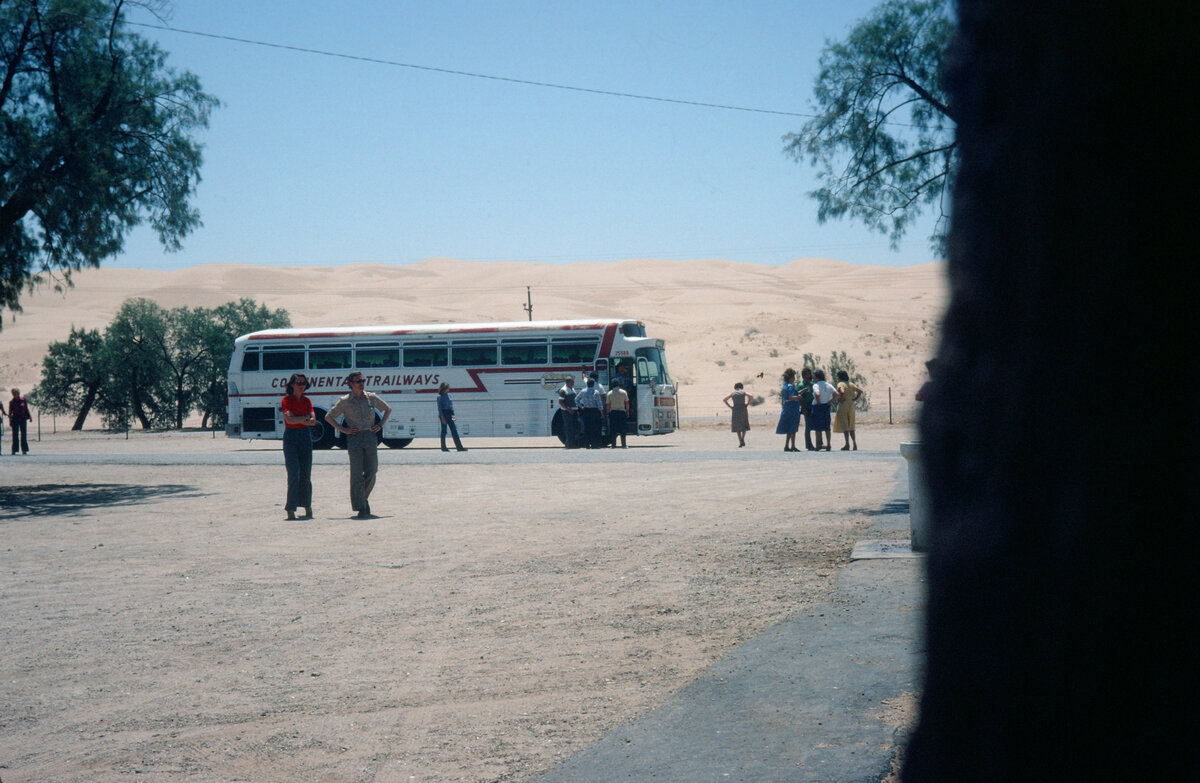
left=810, top=370, right=836, bottom=451
left=833, top=370, right=864, bottom=450
left=437, top=382, right=468, bottom=452
left=775, top=369, right=801, bottom=452
left=724, top=382, right=751, bottom=447
left=281, top=373, right=316, bottom=520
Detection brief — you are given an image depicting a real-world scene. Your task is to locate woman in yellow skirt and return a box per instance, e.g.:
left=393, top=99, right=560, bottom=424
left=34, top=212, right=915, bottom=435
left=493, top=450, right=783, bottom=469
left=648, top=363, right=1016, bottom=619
left=833, top=370, right=863, bottom=450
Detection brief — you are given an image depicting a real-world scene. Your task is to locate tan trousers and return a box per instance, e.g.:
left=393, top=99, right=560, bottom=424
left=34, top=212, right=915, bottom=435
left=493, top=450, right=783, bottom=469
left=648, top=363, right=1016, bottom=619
left=345, top=432, right=379, bottom=512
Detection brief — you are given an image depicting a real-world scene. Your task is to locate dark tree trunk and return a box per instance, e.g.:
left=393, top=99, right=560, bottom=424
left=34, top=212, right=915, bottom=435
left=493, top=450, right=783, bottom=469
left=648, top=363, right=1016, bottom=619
left=131, top=385, right=151, bottom=430
left=903, top=2, right=1198, bottom=782
left=71, top=382, right=100, bottom=430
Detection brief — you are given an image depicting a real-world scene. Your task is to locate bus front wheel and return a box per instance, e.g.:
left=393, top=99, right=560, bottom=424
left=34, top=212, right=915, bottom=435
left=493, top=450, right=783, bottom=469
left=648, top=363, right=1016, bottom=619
left=383, top=438, right=413, bottom=449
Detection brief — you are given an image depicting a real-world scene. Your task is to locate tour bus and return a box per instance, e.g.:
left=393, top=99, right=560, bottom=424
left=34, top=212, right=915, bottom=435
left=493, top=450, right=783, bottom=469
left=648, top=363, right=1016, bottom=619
left=226, top=319, right=677, bottom=448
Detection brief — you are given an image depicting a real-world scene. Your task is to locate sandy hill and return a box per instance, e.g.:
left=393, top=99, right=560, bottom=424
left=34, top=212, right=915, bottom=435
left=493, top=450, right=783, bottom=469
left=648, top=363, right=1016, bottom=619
left=0, top=258, right=946, bottom=423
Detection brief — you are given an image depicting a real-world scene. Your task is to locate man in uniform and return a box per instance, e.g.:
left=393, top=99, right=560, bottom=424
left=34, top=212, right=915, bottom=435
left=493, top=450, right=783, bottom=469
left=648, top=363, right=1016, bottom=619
left=576, top=377, right=606, bottom=449
left=557, top=376, right=580, bottom=448
left=326, top=372, right=392, bottom=518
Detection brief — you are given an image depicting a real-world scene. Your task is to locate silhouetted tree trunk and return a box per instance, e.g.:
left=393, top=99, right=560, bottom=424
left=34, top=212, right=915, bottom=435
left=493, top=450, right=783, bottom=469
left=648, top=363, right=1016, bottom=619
left=904, top=2, right=1198, bottom=781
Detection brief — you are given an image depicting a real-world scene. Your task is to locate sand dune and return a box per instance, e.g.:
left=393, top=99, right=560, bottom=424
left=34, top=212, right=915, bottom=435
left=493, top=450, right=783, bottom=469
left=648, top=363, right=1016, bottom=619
left=0, top=258, right=946, bottom=422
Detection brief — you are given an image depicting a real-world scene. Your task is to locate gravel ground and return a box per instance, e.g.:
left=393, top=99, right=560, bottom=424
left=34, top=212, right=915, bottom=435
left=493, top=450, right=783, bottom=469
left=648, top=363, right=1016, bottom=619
left=0, top=424, right=915, bottom=782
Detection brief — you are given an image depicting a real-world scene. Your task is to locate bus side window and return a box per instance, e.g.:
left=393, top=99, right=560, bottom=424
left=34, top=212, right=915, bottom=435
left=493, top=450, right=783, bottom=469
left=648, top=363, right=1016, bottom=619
left=241, top=351, right=259, bottom=371
left=452, top=342, right=497, bottom=367
left=262, top=347, right=306, bottom=371
left=552, top=339, right=599, bottom=365
left=404, top=345, right=448, bottom=367
left=501, top=340, right=547, bottom=365
left=309, top=346, right=352, bottom=370
left=356, top=344, right=400, bottom=368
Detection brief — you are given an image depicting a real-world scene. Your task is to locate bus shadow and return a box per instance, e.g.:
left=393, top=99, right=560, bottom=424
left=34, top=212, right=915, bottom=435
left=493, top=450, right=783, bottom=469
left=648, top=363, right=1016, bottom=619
left=0, top=483, right=202, bottom=520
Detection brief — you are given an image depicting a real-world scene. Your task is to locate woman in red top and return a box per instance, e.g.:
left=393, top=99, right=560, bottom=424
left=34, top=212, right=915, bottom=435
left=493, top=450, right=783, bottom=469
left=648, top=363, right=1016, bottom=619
left=281, top=373, right=316, bottom=520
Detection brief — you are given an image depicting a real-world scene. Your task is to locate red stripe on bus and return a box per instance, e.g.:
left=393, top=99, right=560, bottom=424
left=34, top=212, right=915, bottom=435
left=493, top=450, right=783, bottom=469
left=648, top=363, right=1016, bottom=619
left=599, top=323, right=617, bottom=357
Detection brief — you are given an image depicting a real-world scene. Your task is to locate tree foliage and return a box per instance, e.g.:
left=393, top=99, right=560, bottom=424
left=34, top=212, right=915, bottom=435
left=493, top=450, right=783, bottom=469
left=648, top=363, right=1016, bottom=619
left=100, top=297, right=173, bottom=429
left=784, top=0, right=955, bottom=255
left=29, top=325, right=105, bottom=429
left=195, top=299, right=291, bottom=428
left=0, top=0, right=218, bottom=319
left=32, top=297, right=289, bottom=430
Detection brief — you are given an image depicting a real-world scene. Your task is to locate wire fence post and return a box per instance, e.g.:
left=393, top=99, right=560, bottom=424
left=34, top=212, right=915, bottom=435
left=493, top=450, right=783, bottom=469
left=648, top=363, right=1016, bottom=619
left=888, top=387, right=893, bottom=425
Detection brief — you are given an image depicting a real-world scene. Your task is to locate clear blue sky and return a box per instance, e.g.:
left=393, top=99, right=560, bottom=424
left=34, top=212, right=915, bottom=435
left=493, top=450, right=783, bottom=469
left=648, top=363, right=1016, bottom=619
left=114, top=0, right=943, bottom=270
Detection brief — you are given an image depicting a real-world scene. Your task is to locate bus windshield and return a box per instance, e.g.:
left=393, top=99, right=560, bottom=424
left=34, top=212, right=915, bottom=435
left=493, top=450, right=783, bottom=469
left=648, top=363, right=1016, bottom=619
left=635, top=347, right=671, bottom=387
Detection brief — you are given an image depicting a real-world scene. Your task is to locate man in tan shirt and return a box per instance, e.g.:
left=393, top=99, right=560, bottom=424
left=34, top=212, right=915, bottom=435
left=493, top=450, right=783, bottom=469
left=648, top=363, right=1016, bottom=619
left=605, top=383, right=630, bottom=448
left=325, top=372, right=392, bottom=518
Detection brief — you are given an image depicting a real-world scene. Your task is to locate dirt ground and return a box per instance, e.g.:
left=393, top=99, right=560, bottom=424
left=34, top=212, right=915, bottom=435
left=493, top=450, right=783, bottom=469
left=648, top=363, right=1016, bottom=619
left=0, top=423, right=916, bottom=782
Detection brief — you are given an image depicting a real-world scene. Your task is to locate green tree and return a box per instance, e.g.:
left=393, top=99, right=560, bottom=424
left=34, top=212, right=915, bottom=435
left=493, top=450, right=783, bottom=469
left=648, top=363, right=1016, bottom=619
left=0, top=0, right=218, bottom=319
left=784, top=0, right=955, bottom=255
left=33, top=296, right=289, bottom=431
left=29, top=325, right=105, bottom=429
left=194, top=299, right=290, bottom=428
left=99, top=297, right=173, bottom=429
left=157, top=305, right=211, bottom=429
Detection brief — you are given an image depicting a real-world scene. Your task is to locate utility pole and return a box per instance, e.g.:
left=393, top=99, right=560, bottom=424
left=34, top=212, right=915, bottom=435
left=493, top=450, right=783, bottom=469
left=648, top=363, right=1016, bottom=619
left=523, top=286, right=533, bottom=321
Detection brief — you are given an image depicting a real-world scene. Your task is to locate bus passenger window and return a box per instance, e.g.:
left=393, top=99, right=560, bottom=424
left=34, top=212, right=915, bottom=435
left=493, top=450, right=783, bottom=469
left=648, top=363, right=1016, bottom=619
left=551, top=339, right=599, bottom=364
left=501, top=340, right=547, bottom=365
left=262, top=347, right=305, bottom=371
left=309, top=346, right=352, bottom=370
left=356, top=344, right=399, bottom=368
left=452, top=343, right=497, bottom=367
left=403, top=345, right=448, bottom=367
left=241, top=351, right=260, bottom=371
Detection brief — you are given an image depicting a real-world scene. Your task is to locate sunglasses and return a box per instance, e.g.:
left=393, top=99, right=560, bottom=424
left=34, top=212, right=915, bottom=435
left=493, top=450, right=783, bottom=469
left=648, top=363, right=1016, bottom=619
left=293, top=379, right=308, bottom=386
left=348, top=378, right=365, bottom=384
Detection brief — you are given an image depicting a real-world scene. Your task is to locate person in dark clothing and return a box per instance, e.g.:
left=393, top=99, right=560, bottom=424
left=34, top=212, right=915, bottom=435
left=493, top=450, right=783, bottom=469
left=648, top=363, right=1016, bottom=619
left=437, top=382, right=467, bottom=452
left=7, top=388, right=31, bottom=455
left=558, top=377, right=580, bottom=448
left=799, top=368, right=816, bottom=451
left=576, top=378, right=606, bottom=448
left=280, top=373, right=315, bottom=520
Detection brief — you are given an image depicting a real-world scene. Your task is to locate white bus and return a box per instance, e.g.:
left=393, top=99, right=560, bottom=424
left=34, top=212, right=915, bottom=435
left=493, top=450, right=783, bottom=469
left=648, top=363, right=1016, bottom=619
left=226, top=319, right=677, bottom=448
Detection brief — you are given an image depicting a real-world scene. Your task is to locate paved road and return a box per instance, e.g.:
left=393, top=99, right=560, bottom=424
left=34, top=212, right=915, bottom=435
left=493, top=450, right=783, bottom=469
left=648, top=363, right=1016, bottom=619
left=528, top=465, right=925, bottom=783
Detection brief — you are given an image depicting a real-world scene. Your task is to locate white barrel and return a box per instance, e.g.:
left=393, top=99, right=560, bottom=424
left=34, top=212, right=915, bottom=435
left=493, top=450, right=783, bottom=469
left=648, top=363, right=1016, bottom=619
left=900, top=442, right=930, bottom=551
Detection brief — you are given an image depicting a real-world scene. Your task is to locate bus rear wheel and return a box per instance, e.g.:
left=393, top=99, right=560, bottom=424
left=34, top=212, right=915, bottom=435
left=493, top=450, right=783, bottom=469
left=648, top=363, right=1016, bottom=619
left=310, top=409, right=338, bottom=450
left=383, top=438, right=412, bottom=449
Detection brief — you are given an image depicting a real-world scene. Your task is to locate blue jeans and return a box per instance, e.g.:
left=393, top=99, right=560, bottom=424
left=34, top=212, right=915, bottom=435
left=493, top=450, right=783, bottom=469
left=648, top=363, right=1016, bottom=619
left=440, top=417, right=464, bottom=450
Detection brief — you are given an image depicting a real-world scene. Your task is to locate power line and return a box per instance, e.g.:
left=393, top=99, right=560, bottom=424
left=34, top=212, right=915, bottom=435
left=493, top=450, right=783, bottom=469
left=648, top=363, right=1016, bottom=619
left=127, top=19, right=816, bottom=120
